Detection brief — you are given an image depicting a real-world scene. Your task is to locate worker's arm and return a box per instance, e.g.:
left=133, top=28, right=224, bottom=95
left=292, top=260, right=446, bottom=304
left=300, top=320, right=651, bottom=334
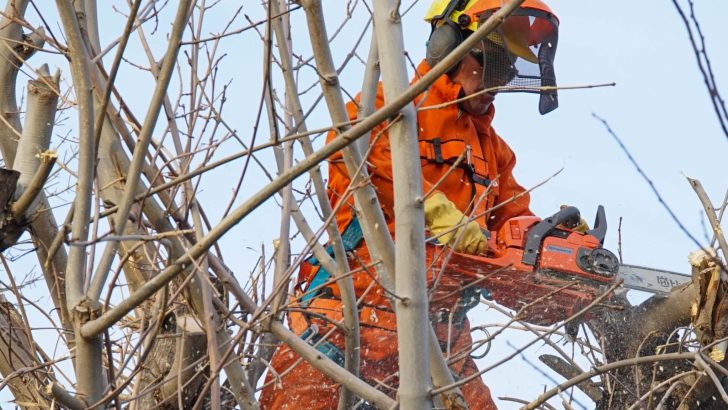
left=328, top=120, right=487, bottom=254
left=325, top=95, right=396, bottom=231
left=486, top=131, right=533, bottom=230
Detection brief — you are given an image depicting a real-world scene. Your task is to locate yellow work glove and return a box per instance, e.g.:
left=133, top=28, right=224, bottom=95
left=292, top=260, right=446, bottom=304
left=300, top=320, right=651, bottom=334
left=424, top=191, right=487, bottom=255
left=559, top=204, right=590, bottom=233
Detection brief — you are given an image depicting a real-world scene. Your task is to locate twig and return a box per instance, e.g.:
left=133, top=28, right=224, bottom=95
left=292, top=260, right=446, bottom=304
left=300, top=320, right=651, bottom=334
left=711, top=189, right=728, bottom=248
left=539, top=355, right=603, bottom=402
left=46, top=382, right=86, bottom=410
left=695, top=354, right=728, bottom=404
left=419, top=149, right=468, bottom=202
left=524, top=352, right=698, bottom=410
left=499, top=396, right=557, bottom=410
left=593, top=113, right=707, bottom=253
left=617, top=216, right=623, bottom=263
left=70, top=230, right=194, bottom=246
left=671, top=0, right=728, bottom=139
left=10, top=151, right=58, bottom=219
left=87, top=0, right=193, bottom=301
left=626, top=370, right=698, bottom=410
left=432, top=280, right=623, bottom=396
left=181, top=5, right=302, bottom=45
left=688, top=177, right=728, bottom=262
left=420, top=82, right=616, bottom=111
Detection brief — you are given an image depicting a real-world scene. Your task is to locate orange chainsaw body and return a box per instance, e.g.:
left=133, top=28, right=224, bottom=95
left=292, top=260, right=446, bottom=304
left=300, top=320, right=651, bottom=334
left=428, top=208, right=619, bottom=325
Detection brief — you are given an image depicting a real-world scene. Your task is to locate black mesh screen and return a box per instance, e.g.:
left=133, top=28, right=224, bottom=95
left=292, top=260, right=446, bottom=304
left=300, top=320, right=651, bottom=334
left=473, top=34, right=553, bottom=93
left=474, top=10, right=560, bottom=114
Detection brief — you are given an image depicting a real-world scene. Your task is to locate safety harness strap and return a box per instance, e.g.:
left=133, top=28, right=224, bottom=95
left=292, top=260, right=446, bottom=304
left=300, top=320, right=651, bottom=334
left=432, top=287, right=493, bottom=325
left=302, top=217, right=364, bottom=303
left=419, top=137, right=490, bottom=187
left=299, top=325, right=345, bottom=367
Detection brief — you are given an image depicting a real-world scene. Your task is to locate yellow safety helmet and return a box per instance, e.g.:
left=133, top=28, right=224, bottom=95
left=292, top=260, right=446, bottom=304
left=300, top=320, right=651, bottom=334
left=424, top=0, right=560, bottom=114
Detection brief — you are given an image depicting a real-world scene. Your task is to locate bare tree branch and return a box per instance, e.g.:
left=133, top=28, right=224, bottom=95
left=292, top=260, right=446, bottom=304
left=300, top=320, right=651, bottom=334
left=88, top=0, right=192, bottom=300
left=372, top=0, right=431, bottom=407
left=688, top=177, right=728, bottom=262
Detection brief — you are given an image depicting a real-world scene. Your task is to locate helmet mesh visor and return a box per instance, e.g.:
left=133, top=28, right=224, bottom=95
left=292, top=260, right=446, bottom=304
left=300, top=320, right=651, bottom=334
left=475, top=31, right=553, bottom=92
left=476, top=11, right=559, bottom=114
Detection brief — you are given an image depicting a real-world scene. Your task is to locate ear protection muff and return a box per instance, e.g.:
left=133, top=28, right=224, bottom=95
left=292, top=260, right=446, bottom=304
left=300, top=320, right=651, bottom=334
left=425, top=21, right=464, bottom=74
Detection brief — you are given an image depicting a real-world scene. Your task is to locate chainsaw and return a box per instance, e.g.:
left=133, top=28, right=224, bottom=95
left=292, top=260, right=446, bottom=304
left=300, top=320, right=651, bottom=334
left=428, top=205, right=691, bottom=325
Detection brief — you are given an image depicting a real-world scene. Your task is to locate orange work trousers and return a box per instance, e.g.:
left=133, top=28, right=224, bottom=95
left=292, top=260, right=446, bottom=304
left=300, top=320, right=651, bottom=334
left=258, top=315, right=497, bottom=409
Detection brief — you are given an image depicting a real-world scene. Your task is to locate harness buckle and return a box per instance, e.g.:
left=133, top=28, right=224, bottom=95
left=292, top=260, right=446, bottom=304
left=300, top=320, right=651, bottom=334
left=471, top=173, right=491, bottom=187
left=432, top=138, right=444, bottom=163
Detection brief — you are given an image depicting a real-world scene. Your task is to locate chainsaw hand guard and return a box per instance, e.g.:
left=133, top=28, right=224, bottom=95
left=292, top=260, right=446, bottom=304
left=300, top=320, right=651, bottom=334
left=522, top=205, right=581, bottom=266
left=586, top=205, right=607, bottom=245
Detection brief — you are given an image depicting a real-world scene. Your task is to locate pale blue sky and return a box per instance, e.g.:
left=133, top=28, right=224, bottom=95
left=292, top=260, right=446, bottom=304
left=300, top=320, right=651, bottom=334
left=1, top=1, right=725, bottom=408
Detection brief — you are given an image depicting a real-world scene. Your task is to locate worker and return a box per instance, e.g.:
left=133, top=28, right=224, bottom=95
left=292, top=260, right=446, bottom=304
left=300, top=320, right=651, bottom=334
left=259, top=0, right=560, bottom=408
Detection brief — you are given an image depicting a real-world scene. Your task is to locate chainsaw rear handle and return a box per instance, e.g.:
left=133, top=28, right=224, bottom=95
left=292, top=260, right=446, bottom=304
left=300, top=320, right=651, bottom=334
left=522, top=206, right=580, bottom=266
left=522, top=205, right=608, bottom=266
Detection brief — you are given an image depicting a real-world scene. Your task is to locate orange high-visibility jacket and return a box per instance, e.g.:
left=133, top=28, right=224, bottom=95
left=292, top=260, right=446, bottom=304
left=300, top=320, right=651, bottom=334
left=324, top=60, right=533, bottom=304
left=261, top=60, right=526, bottom=410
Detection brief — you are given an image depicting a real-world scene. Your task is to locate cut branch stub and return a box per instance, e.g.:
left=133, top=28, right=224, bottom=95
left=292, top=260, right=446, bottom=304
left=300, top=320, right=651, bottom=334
left=0, top=168, right=19, bottom=215
left=0, top=168, right=21, bottom=251
left=690, top=249, right=728, bottom=358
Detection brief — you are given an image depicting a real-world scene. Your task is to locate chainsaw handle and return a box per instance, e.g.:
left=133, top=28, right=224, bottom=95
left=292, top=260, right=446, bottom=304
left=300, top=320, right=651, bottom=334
left=586, top=205, right=607, bottom=245
left=522, top=206, right=581, bottom=266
